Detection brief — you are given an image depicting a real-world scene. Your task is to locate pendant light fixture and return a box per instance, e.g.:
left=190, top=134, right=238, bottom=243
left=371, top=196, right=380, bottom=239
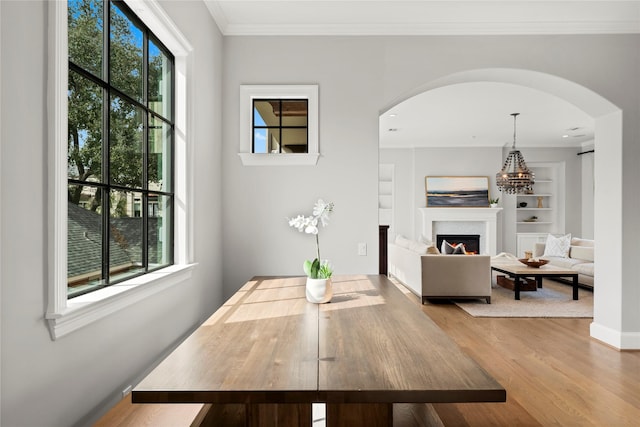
left=496, top=113, right=535, bottom=194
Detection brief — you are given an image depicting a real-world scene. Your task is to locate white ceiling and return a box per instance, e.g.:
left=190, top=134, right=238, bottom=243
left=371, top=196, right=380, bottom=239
left=204, top=0, right=633, bottom=149
left=379, top=82, right=594, bottom=149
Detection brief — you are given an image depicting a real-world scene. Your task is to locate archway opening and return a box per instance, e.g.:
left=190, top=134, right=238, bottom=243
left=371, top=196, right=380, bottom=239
left=379, top=68, right=623, bottom=348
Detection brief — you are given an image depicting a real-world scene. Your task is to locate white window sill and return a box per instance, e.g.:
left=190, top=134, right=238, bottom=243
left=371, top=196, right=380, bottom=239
left=238, top=153, right=319, bottom=166
left=46, top=263, right=197, bottom=340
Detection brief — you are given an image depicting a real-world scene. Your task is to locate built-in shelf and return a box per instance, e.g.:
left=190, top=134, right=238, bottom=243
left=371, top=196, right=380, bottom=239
left=379, top=164, right=394, bottom=227
left=514, top=162, right=565, bottom=256
left=517, top=221, right=552, bottom=225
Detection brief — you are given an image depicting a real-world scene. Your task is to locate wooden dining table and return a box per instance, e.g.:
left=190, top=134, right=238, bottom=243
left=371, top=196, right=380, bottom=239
left=132, top=275, right=506, bottom=426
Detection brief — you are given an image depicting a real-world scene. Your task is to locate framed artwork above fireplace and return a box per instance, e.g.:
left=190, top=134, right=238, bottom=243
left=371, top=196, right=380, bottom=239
left=425, top=176, right=490, bottom=207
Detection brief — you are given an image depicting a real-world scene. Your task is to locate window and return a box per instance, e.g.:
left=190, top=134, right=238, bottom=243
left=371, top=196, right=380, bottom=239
left=239, top=85, right=319, bottom=165
left=253, top=99, right=308, bottom=153
left=67, top=0, right=174, bottom=298
left=47, top=0, right=194, bottom=340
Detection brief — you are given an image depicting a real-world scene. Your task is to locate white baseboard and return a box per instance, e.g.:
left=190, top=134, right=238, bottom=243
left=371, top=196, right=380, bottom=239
left=590, top=322, right=640, bottom=350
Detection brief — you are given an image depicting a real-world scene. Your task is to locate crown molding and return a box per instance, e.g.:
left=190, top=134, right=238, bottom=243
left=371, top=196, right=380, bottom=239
left=204, top=0, right=229, bottom=35
left=204, top=1, right=640, bottom=36
left=220, top=21, right=640, bottom=36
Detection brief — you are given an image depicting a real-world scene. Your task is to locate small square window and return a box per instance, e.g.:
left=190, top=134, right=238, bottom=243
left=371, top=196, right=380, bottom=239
left=239, top=85, right=319, bottom=165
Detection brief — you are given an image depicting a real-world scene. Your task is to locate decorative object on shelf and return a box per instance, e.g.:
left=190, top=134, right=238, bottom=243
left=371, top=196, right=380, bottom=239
left=496, top=113, right=535, bottom=194
left=288, top=199, right=335, bottom=303
left=537, top=196, right=544, bottom=208
left=425, top=176, right=489, bottom=207
left=518, top=258, right=550, bottom=268
left=523, top=216, right=538, bottom=222
left=489, top=197, right=499, bottom=208
left=519, top=202, right=528, bottom=208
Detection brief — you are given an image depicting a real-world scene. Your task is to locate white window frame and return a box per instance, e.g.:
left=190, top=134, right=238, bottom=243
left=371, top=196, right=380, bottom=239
left=238, top=85, right=319, bottom=166
left=46, top=0, right=195, bottom=340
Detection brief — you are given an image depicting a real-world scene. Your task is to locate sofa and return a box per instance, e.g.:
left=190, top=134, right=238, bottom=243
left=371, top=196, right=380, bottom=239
left=388, top=235, right=492, bottom=304
left=533, top=237, right=594, bottom=288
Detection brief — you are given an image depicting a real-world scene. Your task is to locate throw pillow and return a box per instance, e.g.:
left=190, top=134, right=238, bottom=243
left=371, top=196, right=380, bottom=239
left=426, top=245, right=441, bottom=255
left=395, top=235, right=411, bottom=249
left=441, top=240, right=466, bottom=255
left=420, top=235, right=441, bottom=254
left=408, top=240, right=429, bottom=254
left=420, top=234, right=434, bottom=246
left=543, top=233, right=572, bottom=258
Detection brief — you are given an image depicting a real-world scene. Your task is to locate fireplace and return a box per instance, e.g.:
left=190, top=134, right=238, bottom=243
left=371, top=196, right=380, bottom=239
left=419, top=207, right=502, bottom=255
left=437, top=234, right=481, bottom=254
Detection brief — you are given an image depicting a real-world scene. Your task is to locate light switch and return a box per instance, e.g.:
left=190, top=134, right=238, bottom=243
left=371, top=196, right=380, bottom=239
left=358, top=243, right=367, bottom=256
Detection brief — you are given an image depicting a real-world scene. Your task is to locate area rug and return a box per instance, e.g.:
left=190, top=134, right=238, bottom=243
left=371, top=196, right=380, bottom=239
left=453, top=279, right=593, bottom=318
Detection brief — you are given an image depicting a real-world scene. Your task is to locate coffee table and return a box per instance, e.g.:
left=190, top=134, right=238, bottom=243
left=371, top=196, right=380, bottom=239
left=491, top=261, right=579, bottom=300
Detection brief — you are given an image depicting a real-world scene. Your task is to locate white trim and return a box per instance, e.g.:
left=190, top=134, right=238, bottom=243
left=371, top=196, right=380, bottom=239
left=220, top=21, right=640, bottom=37
left=418, top=207, right=503, bottom=255
left=239, top=85, right=319, bottom=166
left=47, top=264, right=196, bottom=339
left=0, top=1, right=3, bottom=422
left=203, top=0, right=228, bottom=35
left=590, top=322, right=640, bottom=350
left=47, top=0, right=69, bottom=329
left=238, top=152, right=319, bottom=166
left=46, top=0, right=194, bottom=340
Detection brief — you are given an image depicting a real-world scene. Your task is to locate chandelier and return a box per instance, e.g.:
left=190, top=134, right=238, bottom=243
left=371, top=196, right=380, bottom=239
left=496, top=113, right=535, bottom=194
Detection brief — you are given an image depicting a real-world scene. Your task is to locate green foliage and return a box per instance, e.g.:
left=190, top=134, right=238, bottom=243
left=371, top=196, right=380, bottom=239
left=318, top=262, right=333, bottom=279
left=67, top=0, right=166, bottom=207
left=303, top=258, right=332, bottom=279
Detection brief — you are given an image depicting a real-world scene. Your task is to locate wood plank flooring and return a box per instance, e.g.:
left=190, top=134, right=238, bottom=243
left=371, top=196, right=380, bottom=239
left=95, top=280, right=640, bottom=426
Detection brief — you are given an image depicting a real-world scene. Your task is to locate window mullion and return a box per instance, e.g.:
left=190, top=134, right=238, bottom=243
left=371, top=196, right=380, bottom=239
left=142, top=28, right=149, bottom=271
left=102, top=0, right=111, bottom=286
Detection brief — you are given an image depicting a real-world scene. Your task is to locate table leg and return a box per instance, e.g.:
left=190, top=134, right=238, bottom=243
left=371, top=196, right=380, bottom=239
left=514, top=275, right=521, bottom=300
left=536, top=276, right=543, bottom=289
left=573, top=275, right=579, bottom=300
left=326, top=403, right=392, bottom=427
left=192, top=404, right=245, bottom=427
left=192, top=403, right=312, bottom=427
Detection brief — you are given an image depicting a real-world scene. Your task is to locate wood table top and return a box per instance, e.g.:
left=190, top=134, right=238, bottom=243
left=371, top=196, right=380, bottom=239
left=491, top=261, right=577, bottom=275
left=133, top=275, right=505, bottom=405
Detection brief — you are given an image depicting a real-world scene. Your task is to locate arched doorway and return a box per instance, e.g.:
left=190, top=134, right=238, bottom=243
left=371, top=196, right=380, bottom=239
left=380, top=68, right=629, bottom=349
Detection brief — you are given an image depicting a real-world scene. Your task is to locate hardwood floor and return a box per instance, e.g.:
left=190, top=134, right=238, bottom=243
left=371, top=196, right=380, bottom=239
left=95, top=281, right=640, bottom=426
left=414, top=295, right=640, bottom=426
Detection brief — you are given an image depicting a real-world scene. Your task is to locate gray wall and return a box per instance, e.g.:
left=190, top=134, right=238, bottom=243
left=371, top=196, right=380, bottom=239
left=1, top=4, right=639, bottom=426
left=0, top=1, right=224, bottom=426
left=380, top=146, right=583, bottom=255
left=222, top=34, right=639, bottom=343
left=222, top=37, right=382, bottom=297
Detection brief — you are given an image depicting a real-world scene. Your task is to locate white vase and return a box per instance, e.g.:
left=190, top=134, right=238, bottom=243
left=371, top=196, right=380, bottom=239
left=305, top=277, right=333, bottom=303
left=490, top=203, right=498, bottom=208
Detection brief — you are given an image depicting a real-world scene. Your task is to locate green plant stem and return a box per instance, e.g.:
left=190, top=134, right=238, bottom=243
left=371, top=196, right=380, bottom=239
left=316, top=233, right=320, bottom=262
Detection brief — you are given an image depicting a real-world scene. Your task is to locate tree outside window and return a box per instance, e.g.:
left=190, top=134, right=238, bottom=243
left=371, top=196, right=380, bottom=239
left=67, top=0, right=174, bottom=297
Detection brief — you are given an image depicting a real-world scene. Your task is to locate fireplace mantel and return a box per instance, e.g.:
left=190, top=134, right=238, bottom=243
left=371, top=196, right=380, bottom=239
left=419, top=207, right=502, bottom=255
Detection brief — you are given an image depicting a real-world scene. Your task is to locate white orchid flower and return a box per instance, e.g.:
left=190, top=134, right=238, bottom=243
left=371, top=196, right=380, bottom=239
left=288, top=199, right=335, bottom=278
left=313, top=199, right=334, bottom=227
left=304, top=217, right=319, bottom=234
left=288, top=215, right=307, bottom=232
